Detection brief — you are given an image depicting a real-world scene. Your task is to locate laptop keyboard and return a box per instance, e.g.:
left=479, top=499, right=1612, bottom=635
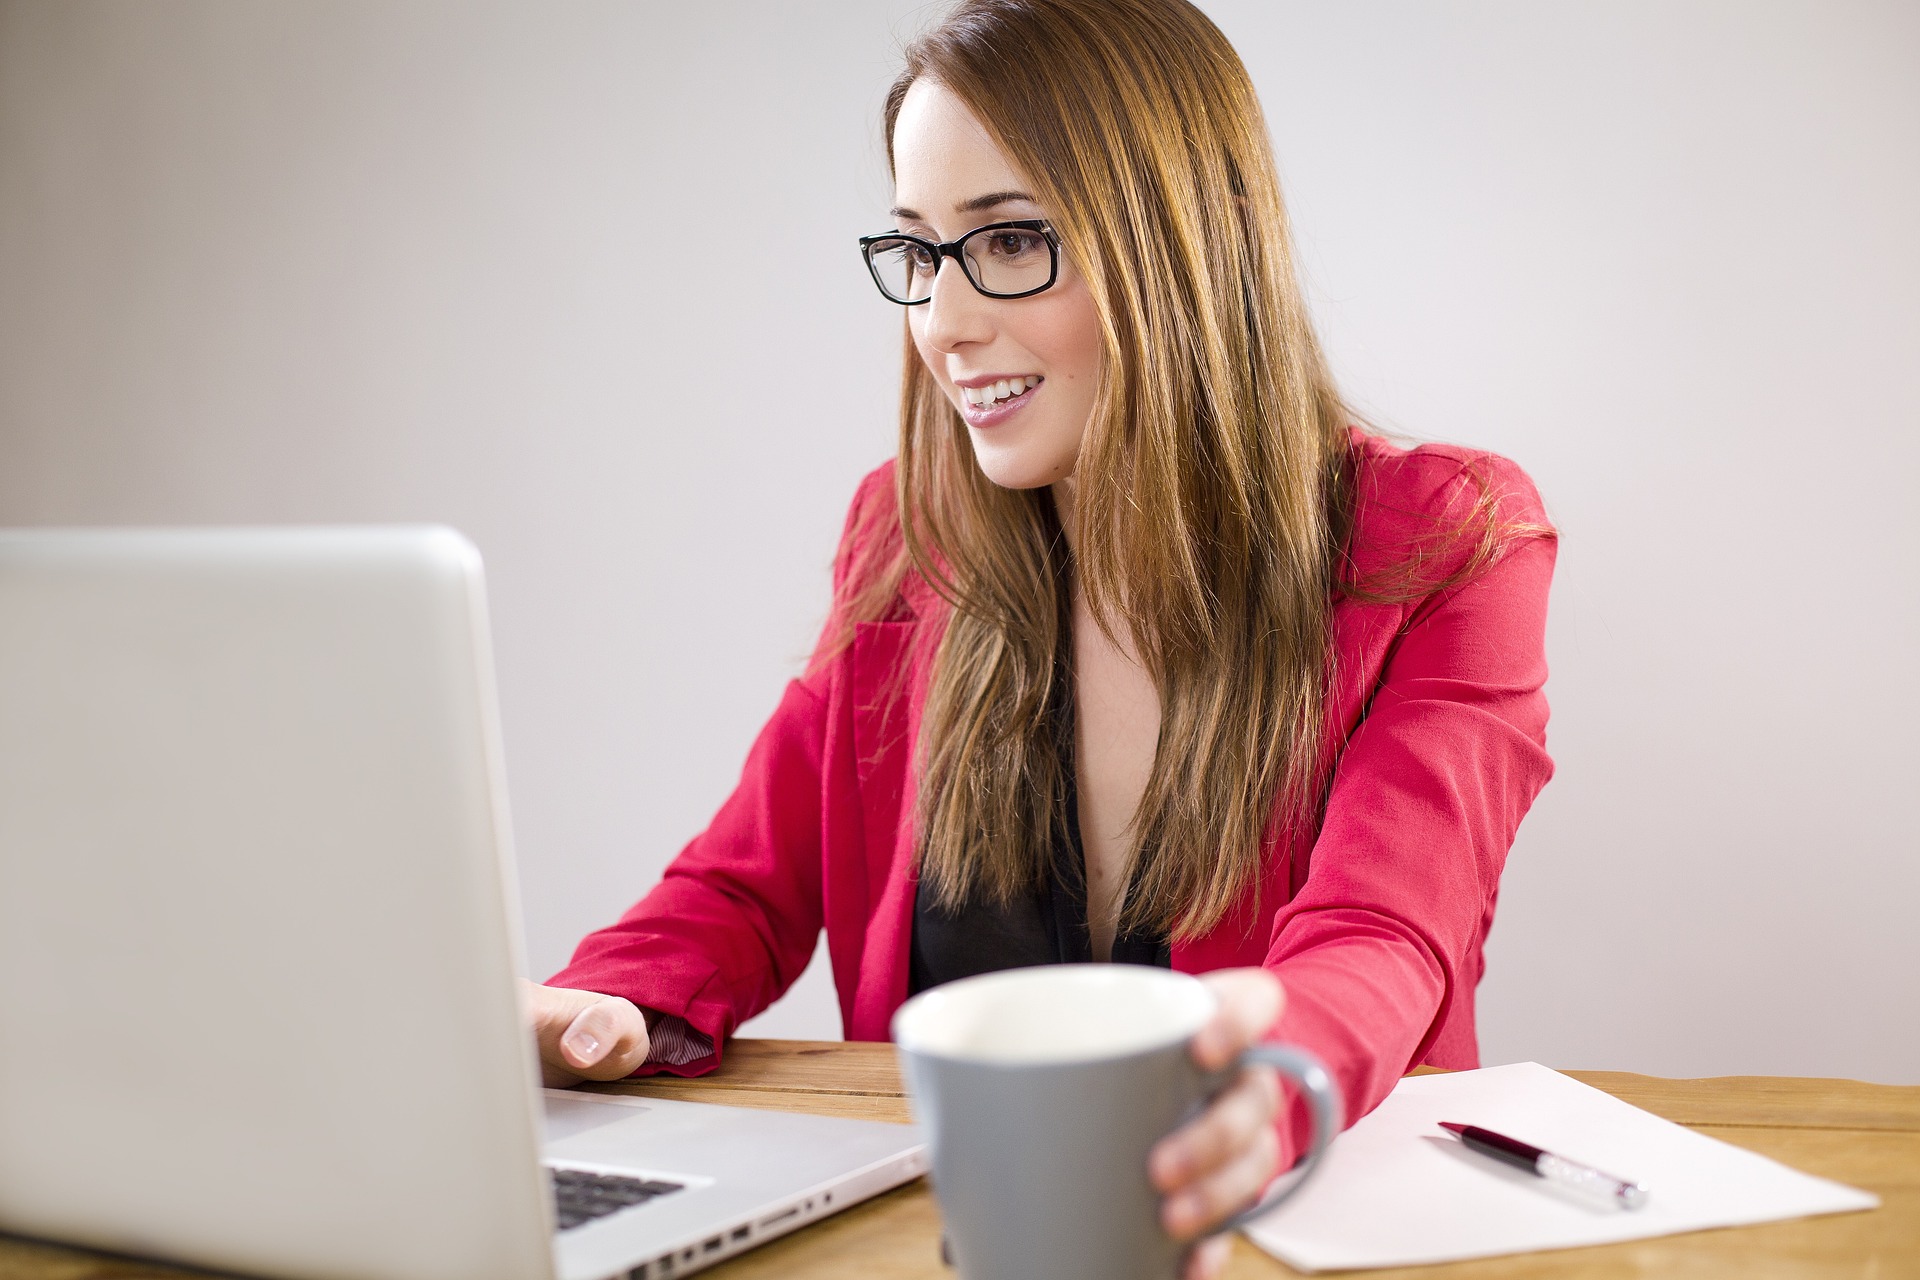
left=549, top=1166, right=685, bottom=1232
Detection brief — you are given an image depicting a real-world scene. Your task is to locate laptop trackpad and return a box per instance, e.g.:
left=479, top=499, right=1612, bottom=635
left=543, top=1091, right=653, bottom=1144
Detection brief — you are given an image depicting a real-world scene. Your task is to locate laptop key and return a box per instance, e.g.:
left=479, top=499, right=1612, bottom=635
left=548, top=1167, right=685, bottom=1232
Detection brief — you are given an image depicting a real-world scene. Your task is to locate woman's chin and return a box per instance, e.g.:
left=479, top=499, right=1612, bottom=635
left=966, top=433, right=1079, bottom=492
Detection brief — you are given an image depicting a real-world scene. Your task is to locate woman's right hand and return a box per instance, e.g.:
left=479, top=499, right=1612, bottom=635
left=525, top=981, right=652, bottom=1087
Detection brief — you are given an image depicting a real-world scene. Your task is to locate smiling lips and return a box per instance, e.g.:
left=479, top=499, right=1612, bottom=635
left=961, top=375, right=1041, bottom=408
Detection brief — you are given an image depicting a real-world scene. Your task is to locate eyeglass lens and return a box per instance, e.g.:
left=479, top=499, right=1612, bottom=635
left=866, top=225, right=1053, bottom=303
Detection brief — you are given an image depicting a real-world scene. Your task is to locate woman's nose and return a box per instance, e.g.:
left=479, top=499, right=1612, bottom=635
left=919, top=255, right=995, bottom=353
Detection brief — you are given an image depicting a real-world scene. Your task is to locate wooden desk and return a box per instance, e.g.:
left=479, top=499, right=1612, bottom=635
left=4, top=1041, right=1914, bottom=1279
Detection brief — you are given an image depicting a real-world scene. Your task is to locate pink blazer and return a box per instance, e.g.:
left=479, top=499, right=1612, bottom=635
left=550, top=431, right=1555, bottom=1157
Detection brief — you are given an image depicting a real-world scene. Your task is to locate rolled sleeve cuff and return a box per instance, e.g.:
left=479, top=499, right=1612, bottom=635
left=642, top=1009, right=717, bottom=1068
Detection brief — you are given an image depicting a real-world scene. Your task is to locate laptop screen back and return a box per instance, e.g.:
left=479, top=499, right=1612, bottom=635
left=0, top=527, right=553, bottom=1280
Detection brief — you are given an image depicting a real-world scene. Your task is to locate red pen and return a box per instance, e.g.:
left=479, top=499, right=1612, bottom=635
left=1439, top=1122, right=1649, bottom=1210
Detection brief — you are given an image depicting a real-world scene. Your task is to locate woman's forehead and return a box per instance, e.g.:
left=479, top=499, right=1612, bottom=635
left=891, top=80, right=1038, bottom=225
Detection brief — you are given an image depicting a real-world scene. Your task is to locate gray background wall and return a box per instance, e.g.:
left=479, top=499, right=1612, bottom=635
left=1, top=1, right=1913, bottom=1081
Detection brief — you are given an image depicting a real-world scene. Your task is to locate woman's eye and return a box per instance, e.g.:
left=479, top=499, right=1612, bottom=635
left=986, top=231, right=1042, bottom=259
left=883, top=243, right=936, bottom=274
left=881, top=242, right=936, bottom=275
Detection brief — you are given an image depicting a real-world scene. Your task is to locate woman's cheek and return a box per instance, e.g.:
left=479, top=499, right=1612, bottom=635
left=1048, top=383, right=1095, bottom=474
left=905, top=320, right=944, bottom=398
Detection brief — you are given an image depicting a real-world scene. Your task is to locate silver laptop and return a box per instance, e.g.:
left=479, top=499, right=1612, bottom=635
left=0, top=527, right=926, bottom=1280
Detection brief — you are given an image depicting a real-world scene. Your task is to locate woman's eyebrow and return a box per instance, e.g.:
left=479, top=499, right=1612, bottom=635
left=955, top=189, right=1037, bottom=213
left=888, top=190, right=1038, bottom=222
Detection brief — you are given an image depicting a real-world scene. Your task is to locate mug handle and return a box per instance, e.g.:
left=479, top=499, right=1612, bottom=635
left=1210, top=1043, right=1342, bottom=1234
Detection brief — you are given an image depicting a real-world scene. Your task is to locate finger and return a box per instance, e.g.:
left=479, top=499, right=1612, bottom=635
left=1182, top=1234, right=1234, bottom=1280
left=558, top=998, right=650, bottom=1081
left=1162, top=1122, right=1281, bottom=1240
left=1151, top=1066, right=1281, bottom=1191
left=1192, top=968, right=1285, bottom=1070
left=527, top=984, right=599, bottom=1086
left=527, top=985, right=652, bottom=1083
left=528, top=982, right=600, bottom=1042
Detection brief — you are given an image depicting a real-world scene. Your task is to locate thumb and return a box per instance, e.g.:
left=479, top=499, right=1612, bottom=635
left=528, top=983, right=651, bottom=1085
left=557, top=997, right=651, bottom=1080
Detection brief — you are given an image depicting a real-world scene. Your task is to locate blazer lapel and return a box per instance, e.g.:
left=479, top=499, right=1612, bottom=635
left=846, top=619, right=922, bottom=1038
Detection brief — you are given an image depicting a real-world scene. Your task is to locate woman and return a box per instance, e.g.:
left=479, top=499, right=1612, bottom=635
left=530, top=0, right=1554, bottom=1273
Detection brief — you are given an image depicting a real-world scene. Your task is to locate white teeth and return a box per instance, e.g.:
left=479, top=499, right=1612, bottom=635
left=961, top=377, right=1040, bottom=409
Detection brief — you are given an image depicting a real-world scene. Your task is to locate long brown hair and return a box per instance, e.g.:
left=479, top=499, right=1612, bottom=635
left=838, top=0, right=1518, bottom=941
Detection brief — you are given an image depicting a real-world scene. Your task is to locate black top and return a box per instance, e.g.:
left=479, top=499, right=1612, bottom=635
left=907, top=688, right=1171, bottom=995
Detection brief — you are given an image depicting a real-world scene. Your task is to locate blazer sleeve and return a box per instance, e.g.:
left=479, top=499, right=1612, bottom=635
left=544, top=466, right=894, bottom=1076
left=1265, top=467, right=1557, bottom=1161
left=545, top=674, right=830, bottom=1076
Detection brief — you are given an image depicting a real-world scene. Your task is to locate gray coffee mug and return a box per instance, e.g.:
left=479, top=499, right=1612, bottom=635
left=893, top=965, right=1339, bottom=1280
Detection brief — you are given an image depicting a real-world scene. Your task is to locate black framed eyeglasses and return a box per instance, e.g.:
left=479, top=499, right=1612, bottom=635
left=857, top=219, right=1060, bottom=305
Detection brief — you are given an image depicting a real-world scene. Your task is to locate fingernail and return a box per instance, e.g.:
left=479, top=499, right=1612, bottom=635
left=563, top=1029, right=602, bottom=1063
left=1152, top=1147, right=1186, bottom=1187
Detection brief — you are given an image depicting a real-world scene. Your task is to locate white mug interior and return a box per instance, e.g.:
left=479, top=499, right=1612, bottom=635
left=893, top=965, right=1215, bottom=1065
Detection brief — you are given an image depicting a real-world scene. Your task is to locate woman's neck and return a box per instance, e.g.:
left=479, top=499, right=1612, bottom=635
left=1047, top=469, right=1163, bottom=963
left=1050, top=475, right=1081, bottom=559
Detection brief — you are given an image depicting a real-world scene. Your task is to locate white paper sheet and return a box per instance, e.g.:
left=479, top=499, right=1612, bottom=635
left=1242, top=1062, right=1879, bottom=1272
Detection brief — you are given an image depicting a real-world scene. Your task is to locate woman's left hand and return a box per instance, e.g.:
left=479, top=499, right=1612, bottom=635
left=1148, top=967, right=1288, bottom=1280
